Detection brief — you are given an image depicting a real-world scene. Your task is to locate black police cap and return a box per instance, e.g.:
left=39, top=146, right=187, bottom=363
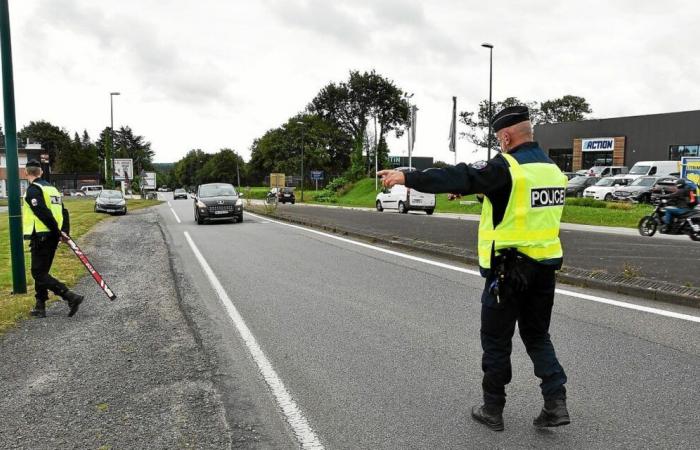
left=26, top=159, right=41, bottom=168
left=492, top=105, right=530, bottom=132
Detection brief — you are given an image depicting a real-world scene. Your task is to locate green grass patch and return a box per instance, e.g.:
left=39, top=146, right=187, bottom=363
left=0, top=199, right=7, bottom=207
left=0, top=197, right=161, bottom=334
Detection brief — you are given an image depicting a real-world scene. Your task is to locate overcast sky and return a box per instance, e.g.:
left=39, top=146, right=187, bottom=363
left=3, top=0, right=699, bottom=165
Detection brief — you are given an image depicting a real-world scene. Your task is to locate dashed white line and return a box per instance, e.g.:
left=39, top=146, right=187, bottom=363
left=246, top=212, right=700, bottom=323
left=183, top=231, right=324, bottom=449
left=169, top=207, right=181, bottom=224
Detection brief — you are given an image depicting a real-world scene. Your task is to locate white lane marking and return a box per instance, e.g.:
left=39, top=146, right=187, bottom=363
left=246, top=212, right=700, bottom=324
left=169, top=207, right=182, bottom=224
left=167, top=201, right=171, bottom=207
left=183, top=231, right=324, bottom=449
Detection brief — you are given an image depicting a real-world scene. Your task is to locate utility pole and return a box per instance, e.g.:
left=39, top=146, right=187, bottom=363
left=482, top=43, right=494, bottom=160
left=374, top=115, right=378, bottom=190
left=0, top=0, right=27, bottom=293
left=296, top=121, right=305, bottom=202
left=109, top=92, right=120, bottom=188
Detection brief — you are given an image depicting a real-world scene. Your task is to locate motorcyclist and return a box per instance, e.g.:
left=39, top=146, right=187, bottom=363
left=661, top=179, right=693, bottom=231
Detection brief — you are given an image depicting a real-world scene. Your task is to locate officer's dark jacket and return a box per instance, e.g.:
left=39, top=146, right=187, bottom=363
left=25, top=178, right=70, bottom=237
left=404, top=141, right=562, bottom=268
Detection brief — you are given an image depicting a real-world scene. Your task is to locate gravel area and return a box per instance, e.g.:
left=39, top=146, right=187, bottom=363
left=0, top=210, right=232, bottom=449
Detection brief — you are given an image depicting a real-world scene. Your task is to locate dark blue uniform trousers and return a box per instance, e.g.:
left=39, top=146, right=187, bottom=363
left=480, top=267, right=567, bottom=409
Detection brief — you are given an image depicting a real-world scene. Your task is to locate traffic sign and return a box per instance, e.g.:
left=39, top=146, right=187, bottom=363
left=310, top=170, right=324, bottom=181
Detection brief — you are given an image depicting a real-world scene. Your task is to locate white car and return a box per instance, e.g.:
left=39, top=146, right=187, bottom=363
left=583, top=176, right=631, bottom=201
left=376, top=185, right=436, bottom=214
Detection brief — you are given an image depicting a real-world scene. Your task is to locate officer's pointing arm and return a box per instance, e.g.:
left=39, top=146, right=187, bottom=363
left=26, top=185, right=61, bottom=236
left=404, top=159, right=510, bottom=196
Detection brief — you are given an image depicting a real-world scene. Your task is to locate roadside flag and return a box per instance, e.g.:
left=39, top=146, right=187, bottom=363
left=449, top=96, right=457, bottom=153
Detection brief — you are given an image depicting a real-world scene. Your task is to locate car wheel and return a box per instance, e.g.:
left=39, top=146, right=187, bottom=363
left=641, top=193, right=651, bottom=204
left=291, top=200, right=295, bottom=205
left=576, top=191, right=583, bottom=198
left=237, top=214, right=243, bottom=223
left=604, top=193, right=612, bottom=202
left=196, top=210, right=204, bottom=225
left=94, top=205, right=97, bottom=213
left=426, top=209, right=434, bottom=215
left=398, top=201, right=408, bottom=214
left=376, top=200, right=383, bottom=212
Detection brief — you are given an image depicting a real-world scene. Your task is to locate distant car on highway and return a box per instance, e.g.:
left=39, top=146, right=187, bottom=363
left=583, top=176, right=630, bottom=201
left=566, top=176, right=600, bottom=197
left=173, top=188, right=188, bottom=200
left=158, top=186, right=170, bottom=192
left=80, top=185, right=103, bottom=197
left=94, top=189, right=127, bottom=215
left=267, top=187, right=296, bottom=204
left=193, top=183, right=243, bottom=224
left=376, top=185, right=435, bottom=214
left=612, top=176, right=667, bottom=203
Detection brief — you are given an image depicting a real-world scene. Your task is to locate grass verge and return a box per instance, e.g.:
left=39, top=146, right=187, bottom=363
left=0, top=197, right=161, bottom=333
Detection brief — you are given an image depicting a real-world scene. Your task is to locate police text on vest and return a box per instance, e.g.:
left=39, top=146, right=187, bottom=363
left=530, top=188, right=565, bottom=207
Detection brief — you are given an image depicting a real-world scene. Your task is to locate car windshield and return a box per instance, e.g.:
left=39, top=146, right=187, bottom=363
left=174, top=189, right=185, bottom=193
left=568, top=176, right=588, bottom=185
left=594, top=178, right=614, bottom=187
left=632, top=177, right=656, bottom=187
left=629, top=165, right=650, bottom=175
left=199, top=184, right=236, bottom=197
left=101, top=190, right=123, bottom=199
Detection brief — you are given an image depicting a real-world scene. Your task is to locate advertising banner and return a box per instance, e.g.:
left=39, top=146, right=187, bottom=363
left=581, top=138, right=615, bottom=152
left=681, top=156, right=700, bottom=187
left=113, top=158, right=134, bottom=181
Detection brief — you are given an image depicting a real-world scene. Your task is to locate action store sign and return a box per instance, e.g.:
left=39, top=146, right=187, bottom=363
left=581, top=138, right=615, bottom=151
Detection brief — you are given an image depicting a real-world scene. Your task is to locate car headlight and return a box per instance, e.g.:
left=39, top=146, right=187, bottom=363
left=118, top=199, right=126, bottom=205
left=196, top=200, right=206, bottom=208
left=235, top=198, right=243, bottom=206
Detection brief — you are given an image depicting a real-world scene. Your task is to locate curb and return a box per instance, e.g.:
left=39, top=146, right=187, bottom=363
left=249, top=206, right=700, bottom=309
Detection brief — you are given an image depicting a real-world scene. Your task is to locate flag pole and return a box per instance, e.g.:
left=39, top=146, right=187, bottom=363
left=452, top=96, right=457, bottom=165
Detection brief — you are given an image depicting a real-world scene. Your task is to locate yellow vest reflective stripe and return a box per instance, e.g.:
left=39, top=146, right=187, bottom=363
left=23, top=182, right=63, bottom=237
left=477, top=152, right=567, bottom=269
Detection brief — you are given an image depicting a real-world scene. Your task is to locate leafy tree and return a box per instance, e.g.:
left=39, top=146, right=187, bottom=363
left=309, top=70, right=409, bottom=179
left=173, top=149, right=211, bottom=188
left=113, top=126, right=155, bottom=173
left=18, top=120, right=71, bottom=167
left=196, top=148, right=245, bottom=185
left=540, top=95, right=592, bottom=123
left=56, top=132, right=99, bottom=173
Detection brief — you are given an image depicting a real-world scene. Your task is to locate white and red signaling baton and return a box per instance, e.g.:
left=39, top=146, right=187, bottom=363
left=61, top=232, right=117, bottom=300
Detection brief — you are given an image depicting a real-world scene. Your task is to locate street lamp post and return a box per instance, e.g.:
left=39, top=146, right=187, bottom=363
left=481, top=43, right=494, bottom=160
left=109, top=92, right=120, bottom=187
left=296, top=121, right=305, bottom=202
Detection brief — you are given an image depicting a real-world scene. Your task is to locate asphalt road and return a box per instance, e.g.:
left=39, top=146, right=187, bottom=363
left=161, top=194, right=700, bottom=449
left=264, top=203, right=700, bottom=287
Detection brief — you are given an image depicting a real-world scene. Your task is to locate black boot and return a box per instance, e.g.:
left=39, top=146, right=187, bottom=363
left=533, top=399, right=570, bottom=428
left=62, top=290, right=84, bottom=317
left=471, top=404, right=504, bottom=431
left=30, top=299, right=47, bottom=318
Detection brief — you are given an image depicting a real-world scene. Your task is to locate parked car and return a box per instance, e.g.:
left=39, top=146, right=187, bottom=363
left=583, top=176, right=631, bottom=201
left=376, top=184, right=436, bottom=214
left=612, top=176, right=665, bottom=203
left=173, top=188, right=188, bottom=200
left=267, top=187, right=296, bottom=204
left=193, top=183, right=243, bottom=224
left=586, top=165, right=628, bottom=177
left=565, top=176, right=600, bottom=197
left=80, top=185, right=103, bottom=197
left=626, top=161, right=680, bottom=180
left=562, top=172, right=578, bottom=180
left=94, top=189, right=127, bottom=215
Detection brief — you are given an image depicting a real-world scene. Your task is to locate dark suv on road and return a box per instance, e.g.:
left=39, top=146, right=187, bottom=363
left=193, top=183, right=243, bottom=224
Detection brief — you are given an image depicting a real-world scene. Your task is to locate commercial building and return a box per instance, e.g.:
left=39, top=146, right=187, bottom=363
left=534, top=110, right=700, bottom=172
left=0, top=143, right=45, bottom=197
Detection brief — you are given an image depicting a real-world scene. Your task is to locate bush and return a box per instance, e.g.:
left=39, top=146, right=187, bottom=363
left=565, top=197, right=607, bottom=208
left=314, top=190, right=338, bottom=203
left=326, top=176, right=351, bottom=193
left=606, top=202, right=634, bottom=210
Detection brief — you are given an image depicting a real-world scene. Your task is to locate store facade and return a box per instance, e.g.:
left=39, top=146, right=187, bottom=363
left=534, top=110, right=700, bottom=172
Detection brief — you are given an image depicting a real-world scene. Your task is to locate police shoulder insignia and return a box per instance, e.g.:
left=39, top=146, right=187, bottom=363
left=470, top=160, right=488, bottom=170
left=30, top=198, right=38, bottom=206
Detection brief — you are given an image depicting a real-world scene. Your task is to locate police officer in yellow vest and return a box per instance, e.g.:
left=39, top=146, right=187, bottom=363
left=378, top=106, right=569, bottom=432
left=23, top=159, right=84, bottom=318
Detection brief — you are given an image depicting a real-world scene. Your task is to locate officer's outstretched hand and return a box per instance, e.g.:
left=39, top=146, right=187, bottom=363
left=377, top=170, right=405, bottom=188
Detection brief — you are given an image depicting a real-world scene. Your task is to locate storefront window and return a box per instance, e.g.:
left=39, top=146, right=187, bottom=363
left=669, top=145, right=699, bottom=160
left=548, top=148, right=573, bottom=171
left=582, top=151, right=613, bottom=169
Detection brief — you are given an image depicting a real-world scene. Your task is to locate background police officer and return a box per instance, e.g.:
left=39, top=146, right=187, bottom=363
left=378, top=106, right=569, bottom=432
left=23, top=159, right=84, bottom=317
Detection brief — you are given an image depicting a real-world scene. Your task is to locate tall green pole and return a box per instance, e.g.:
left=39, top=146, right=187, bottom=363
left=0, top=0, right=27, bottom=293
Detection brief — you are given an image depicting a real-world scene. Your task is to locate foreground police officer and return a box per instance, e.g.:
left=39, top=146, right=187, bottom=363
left=23, top=159, right=84, bottom=317
left=378, top=106, right=569, bottom=431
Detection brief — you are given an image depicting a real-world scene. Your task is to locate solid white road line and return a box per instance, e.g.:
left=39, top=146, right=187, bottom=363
left=183, top=232, right=324, bottom=449
left=169, top=207, right=182, bottom=224
left=246, top=212, right=700, bottom=324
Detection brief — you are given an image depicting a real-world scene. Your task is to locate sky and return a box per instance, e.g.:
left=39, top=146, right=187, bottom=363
left=3, top=0, right=700, bottom=165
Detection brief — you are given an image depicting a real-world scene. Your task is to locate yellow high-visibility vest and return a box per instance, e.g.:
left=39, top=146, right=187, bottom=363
left=23, top=182, right=63, bottom=238
left=478, top=153, right=567, bottom=269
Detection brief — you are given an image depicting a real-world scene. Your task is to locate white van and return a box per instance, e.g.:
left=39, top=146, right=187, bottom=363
left=626, top=161, right=679, bottom=179
left=80, top=185, right=103, bottom=197
left=586, top=165, right=628, bottom=177
left=376, top=185, right=436, bottom=215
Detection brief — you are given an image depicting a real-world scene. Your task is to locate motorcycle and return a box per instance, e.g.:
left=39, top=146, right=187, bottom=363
left=638, top=199, right=700, bottom=241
